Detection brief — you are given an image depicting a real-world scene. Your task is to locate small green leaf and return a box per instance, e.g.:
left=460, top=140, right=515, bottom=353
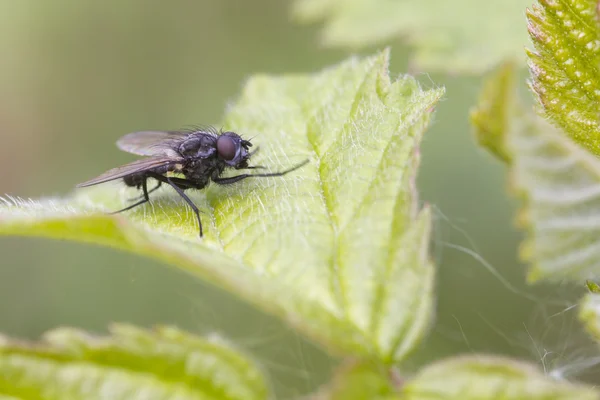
left=580, top=292, right=600, bottom=342
left=292, top=0, right=531, bottom=73
left=0, top=51, right=444, bottom=363
left=586, top=280, right=600, bottom=293
left=0, top=324, right=268, bottom=400
left=526, top=0, right=600, bottom=157
left=470, top=61, right=518, bottom=163
left=400, top=355, right=599, bottom=399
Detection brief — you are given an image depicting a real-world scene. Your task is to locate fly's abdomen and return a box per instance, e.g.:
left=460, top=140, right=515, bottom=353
left=122, top=164, right=173, bottom=188
left=123, top=173, right=145, bottom=188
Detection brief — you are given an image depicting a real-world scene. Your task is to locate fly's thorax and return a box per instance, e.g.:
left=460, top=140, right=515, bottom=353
left=178, top=132, right=217, bottom=158
left=180, top=156, right=220, bottom=186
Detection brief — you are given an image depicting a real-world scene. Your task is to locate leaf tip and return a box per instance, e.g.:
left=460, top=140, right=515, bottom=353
left=587, top=280, right=600, bottom=293
left=470, top=60, right=518, bottom=163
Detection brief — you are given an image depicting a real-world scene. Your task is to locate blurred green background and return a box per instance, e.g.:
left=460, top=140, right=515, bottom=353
left=0, top=0, right=596, bottom=397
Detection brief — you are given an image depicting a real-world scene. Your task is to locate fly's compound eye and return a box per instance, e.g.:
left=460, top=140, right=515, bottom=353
left=216, top=135, right=237, bottom=161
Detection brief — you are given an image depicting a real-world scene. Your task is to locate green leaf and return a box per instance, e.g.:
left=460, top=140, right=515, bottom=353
left=292, top=0, right=531, bottom=73
left=0, top=324, right=269, bottom=400
left=471, top=56, right=600, bottom=282
left=399, top=355, right=599, bottom=399
left=0, top=50, right=444, bottom=363
left=527, top=0, right=600, bottom=157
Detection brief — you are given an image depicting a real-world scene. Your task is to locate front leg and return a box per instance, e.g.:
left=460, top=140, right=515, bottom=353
left=213, top=159, right=309, bottom=185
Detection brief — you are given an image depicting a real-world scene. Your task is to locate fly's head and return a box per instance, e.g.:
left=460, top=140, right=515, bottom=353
left=216, top=131, right=252, bottom=169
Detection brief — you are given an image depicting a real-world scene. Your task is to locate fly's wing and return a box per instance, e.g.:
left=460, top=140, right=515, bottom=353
left=116, top=130, right=188, bottom=157
left=76, top=157, right=179, bottom=187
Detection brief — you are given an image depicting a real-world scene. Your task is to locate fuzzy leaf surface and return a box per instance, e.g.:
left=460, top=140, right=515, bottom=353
left=527, top=0, right=600, bottom=156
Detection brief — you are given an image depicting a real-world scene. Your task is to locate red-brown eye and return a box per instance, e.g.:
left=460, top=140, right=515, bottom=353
left=217, top=135, right=237, bottom=160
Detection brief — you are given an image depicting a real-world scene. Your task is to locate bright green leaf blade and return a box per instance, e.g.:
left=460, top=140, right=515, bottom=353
left=400, top=355, right=599, bottom=399
left=0, top=51, right=444, bottom=363
left=292, top=0, right=531, bottom=73
left=0, top=324, right=269, bottom=400
left=527, top=0, right=600, bottom=157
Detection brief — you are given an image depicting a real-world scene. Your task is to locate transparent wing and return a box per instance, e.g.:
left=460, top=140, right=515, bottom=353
left=116, top=130, right=189, bottom=156
left=76, top=157, right=180, bottom=187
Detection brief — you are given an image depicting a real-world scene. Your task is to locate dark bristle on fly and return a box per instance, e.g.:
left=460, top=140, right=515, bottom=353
left=76, top=127, right=309, bottom=238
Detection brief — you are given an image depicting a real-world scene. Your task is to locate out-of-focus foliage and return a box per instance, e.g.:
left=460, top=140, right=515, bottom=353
left=292, top=0, right=531, bottom=73
left=400, top=356, right=599, bottom=399
left=514, top=121, right=600, bottom=283
left=313, top=356, right=600, bottom=400
left=470, top=61, right=518, bottom=163
left=473, top=1, right=600, bottom=283
left=0, top=324, right=269, bottom=400
left=581, top=292, right=600, bottom=343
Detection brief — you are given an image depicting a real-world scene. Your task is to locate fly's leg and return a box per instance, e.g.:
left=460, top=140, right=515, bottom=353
left=110, top=178, right=150, bottom=214
left=165, top=177, right=201, bottom=189
left=148, top=172, right=204, bottom=237
left=212, top=174, right=252, bottom=185
left=213, top=159, right=309, bottom=185
left=127, top=181, right=162, bottom=201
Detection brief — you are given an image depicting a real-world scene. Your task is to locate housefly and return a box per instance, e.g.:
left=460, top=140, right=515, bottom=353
left=77, top=127, right=308, bottom=237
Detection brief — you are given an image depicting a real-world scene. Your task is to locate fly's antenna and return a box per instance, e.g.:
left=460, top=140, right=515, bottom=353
left=246, top=134, right=260, bottom=142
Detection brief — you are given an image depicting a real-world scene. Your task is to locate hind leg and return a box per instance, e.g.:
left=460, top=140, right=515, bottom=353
left=147, top=172, right=204, bottom=237
left=127, top=181, right=162, bottom=201
left=111, top=179, right=151, bottom=214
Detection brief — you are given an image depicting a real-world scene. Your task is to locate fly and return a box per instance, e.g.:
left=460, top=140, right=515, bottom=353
left=77, top=127, right=308, bottom=237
